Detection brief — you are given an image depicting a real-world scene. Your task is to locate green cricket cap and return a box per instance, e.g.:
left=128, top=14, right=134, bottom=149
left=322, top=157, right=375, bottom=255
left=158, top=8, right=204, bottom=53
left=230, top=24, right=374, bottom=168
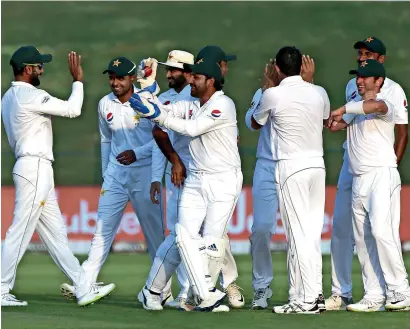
left=349, top=59, right=386, bottom=78
left=103, top=57, right=136, bottom=76
left=191, top=57, right=223, bottom=82
left=354, top=36, right=386, bottom=55
left=196, top=45, right=237, bottom=63
left=10, top=46, right=52, bottom=68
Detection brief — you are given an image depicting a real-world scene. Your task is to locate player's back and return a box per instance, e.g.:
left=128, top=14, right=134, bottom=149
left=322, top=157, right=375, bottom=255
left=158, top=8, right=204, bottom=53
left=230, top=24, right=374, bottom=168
left=1, top=82, right=53, bottom=161
left=267, top=76, right=330, bottom=160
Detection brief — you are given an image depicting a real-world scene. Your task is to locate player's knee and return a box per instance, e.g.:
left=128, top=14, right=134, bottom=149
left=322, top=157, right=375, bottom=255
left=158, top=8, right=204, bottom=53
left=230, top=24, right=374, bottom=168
left=371, top=223, right=388, bottom=241
left=251, top=221, right=274, bottom=236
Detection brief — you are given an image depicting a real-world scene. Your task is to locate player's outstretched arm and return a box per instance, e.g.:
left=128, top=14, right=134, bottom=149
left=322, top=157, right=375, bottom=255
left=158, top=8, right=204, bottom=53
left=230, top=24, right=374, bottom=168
left=25, top=51, right=84, bottom=118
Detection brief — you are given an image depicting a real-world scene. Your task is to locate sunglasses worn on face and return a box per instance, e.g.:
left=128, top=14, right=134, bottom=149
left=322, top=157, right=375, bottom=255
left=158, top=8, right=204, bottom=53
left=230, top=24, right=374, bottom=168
left=23, top=63, right=44, bottom=69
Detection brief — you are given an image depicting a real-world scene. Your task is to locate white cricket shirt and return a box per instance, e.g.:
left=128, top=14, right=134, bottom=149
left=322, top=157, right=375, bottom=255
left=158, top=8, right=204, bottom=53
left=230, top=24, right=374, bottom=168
left=98, top=86, right=155, bottom=171
left=1, top=81, right=84, bottom=162
left=245, top=88, right=276, bottom=161
left=342, top=77, right=408, bottom=151
left=161, top=90, right=240, bottom=173
left=253, top=76, right=330, bottom=161
left=344, top=94, right=397, bottom=175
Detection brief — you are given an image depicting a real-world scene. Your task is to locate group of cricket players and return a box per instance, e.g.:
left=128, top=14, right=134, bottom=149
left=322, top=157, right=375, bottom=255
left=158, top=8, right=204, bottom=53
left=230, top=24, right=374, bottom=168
left=1, top=35, right=409, bottom=314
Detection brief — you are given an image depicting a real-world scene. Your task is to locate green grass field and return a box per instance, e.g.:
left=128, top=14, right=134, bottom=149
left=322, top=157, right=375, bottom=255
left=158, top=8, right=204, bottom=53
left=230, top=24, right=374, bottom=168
left=2, top=253, right=410, bottom=329
left=1, top=1, right=410, bottom=186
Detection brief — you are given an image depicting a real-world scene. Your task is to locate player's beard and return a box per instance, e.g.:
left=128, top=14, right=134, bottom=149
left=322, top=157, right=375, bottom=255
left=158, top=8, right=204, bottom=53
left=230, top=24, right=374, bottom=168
left=168, top=74, right=186, bottom=90
left=30, top=72, right=40, bottom=87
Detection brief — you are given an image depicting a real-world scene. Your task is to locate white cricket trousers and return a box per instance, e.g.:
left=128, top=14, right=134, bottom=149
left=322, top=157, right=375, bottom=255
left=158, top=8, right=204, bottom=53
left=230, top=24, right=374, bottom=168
left=275, top=159, right=325, bottom=303
left=1, top=156, right=83, bottom=294
left=250, top=159, right=278, bottom=290
left=352, top=167, right=409, bottom=300
left=164, top=169, right=238, bottom=294
left=79, top=162, right=166, bottom=294
left=145, top=169, right=242, bottom=294
left=330, top=155, right=355, bottom=298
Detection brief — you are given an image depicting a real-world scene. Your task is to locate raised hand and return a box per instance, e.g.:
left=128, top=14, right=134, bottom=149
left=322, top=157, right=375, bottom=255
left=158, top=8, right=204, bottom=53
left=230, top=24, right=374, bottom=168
left=68, top=51, right=83, bottom=82
left=301, top=55, right=315, bottom=83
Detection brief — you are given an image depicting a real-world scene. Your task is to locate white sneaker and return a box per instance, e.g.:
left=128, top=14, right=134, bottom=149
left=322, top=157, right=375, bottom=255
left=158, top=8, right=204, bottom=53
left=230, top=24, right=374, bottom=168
left=224, top=282, right=245, bottom=309
left=166, top=296, right=187, bottom=308
left=273, top=301, right=319, bottom=314
left=251, top=287, right=273, bottom=309
left=161, top=289, right=173, bottom=306
left=194, top=289, right=226, bottom=312
left=212, top=304, right=230, bottom=312
left=325, top=295, right=354, bottom=311
left=138, top=286, right=163, bottom=311
left=346, top=298, right=385, bottom=312
left=77, top=282, right=116, bottom=307
left=60, top=283, right=75, bottom=300
left=1, top=293, right=28, bottom=307
left=386, top=291, right=410, bottom=311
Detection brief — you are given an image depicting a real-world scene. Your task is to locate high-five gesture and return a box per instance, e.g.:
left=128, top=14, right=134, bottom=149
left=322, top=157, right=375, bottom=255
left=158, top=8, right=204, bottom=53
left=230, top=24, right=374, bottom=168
left=68, top=51, right=83, bottom=82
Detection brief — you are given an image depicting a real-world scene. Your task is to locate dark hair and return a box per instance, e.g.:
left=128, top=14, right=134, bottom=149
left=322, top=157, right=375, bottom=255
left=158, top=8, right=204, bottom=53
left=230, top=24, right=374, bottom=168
left=275, top=46, right=302, bottom=76
left=206, top=76, right=223, bottom=91
left=10, top=62, right=24, bottom=76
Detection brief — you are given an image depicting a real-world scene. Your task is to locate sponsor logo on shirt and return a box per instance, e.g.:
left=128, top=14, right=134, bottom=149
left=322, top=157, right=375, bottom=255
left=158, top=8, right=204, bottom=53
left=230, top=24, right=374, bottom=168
left=404, top=99, right=408, bottom=107
left=189, top=109, right=193, bottom=118
left=106, top=112, right=114, bottom=122
left=164, top=100, right=171, bottom=105
left=211, top=109, right=221, bottom=118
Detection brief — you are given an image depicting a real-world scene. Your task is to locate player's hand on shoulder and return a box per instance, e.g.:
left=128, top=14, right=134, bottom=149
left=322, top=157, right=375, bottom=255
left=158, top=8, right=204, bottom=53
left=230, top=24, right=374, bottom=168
left=301, top=55, right=315, bottom=83
left=116, top=150, right=137, bottom=165
left=363, top=91, right=377, bottom=101
left=68, top=51, right=83, bottom=82
left=150, top=181, right=161, bottom=204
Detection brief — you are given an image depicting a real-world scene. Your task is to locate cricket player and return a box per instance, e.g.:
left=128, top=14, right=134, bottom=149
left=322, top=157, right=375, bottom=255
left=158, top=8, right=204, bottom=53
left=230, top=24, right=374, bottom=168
left=130, top=57, right=242, bottom=312
left=328, top=60, right=410, bottom=312
left=1, top=46, right=112, bottom=307
left=325, top=37, right=408, bottom=311
left=246, top=56, right=317, bottom=310
left=59, top=56, right=171, bottom=305
left=149, top=49, right=195, bottom=308
left=143, top=46, right=245, bottom=310
left=251, top=46, right=330, bottom=314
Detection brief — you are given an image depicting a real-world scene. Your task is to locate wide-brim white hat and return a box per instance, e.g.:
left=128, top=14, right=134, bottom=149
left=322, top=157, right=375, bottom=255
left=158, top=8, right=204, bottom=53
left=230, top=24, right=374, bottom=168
left=158, top=50, right=195, bottom=69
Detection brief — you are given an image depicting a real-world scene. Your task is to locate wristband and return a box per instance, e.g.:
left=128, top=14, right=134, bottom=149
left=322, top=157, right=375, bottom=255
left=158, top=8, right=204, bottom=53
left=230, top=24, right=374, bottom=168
left=345, top=101, right=365, bottom=115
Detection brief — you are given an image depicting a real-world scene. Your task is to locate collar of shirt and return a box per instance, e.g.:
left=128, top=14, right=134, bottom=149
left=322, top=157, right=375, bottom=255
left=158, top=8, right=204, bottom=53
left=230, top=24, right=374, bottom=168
left=108, top=85, right=140, bottom=105
left=179, top=84, right=192, bottom=97
left=201, top=90, right=225, bottom=107
left=279, top=75, right=303, bottom=86
left=11, top=81, right=37, bottom=89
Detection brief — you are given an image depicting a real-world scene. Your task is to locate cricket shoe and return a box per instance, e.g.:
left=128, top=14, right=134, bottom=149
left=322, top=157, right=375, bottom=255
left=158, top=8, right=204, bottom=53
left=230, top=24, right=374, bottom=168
left=161, top=289, right=173, bottom=306
left=325, top=295, right=354, bottom=311
left=194, top=288, right=226, bottom=312
left=77, top=282, right=116, bottom=307
left=138, top=286, right=163, bottom=311
left=178, top=298, right=229, bottom=312
left=224, top=282, right=245, bottom=308
left=385, top=291, right=410, bottom=311
left=166, top=295, right=187, bottom=308
left=60, top=283, right=75, bottom=300
left=1, top=293, right=28, bottom=307
left=273, top=301, right=320, bottom=314
left=317, top=294, right=326, bottom=313
left=346, top=298, right=385, bottom=312
left=251, top=287, right=273, bottom=309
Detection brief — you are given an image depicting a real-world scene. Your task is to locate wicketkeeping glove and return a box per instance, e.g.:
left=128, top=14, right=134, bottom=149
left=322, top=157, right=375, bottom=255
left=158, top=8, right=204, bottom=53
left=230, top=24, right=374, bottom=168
left=137, top=58, right=160, bottom=96
left=129, top=91, right=167, bottom=125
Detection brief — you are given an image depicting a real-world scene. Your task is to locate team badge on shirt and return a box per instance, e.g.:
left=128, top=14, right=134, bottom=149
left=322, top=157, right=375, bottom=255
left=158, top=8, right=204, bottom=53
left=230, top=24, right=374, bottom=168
left=211, top=109, right=221, bottom=118
left=106, top=112, right=114, bottom=122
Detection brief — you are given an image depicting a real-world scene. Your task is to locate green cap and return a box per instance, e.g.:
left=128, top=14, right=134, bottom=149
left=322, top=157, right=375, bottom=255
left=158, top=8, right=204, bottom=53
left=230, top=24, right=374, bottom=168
left=10, top=46, right=52, bottom=68
left=196, top=45, right=237, bottom=63
left=349, top=59, right=386, bottom=78
left=354, top=36, right=386, bottom=55
left=103, top=57, right=136, bottom=76
left=191, top=57, right=223, bottom=82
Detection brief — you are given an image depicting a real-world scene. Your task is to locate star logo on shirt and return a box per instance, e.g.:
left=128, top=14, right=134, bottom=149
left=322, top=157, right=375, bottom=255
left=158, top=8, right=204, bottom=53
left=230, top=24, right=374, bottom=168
left=360, top=61, right=368, bottom=67
left=100, top=188, right=106, bottom=196
left=113, top=59, right=121, bottom=67
left=365, top=37, right=374, bottom=43
left=40, top=200, right=46, bottom=207
left=133, top=114, right=140, bottom=122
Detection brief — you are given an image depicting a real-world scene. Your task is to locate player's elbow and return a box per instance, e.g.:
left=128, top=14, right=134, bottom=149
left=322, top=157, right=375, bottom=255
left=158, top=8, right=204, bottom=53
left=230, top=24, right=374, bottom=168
left=67, top=106, right=82, bottom=118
